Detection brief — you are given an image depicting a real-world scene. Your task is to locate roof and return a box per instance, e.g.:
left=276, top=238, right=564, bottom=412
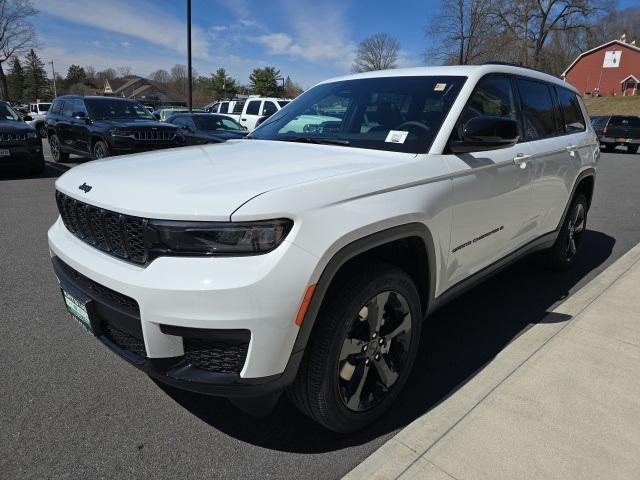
left=57, top=95, right=140, bottom=102
left=318, top=64, right=575, bottom=93
left=562, top=40, right=640, bottom=77
left=620, top=74, right=640, bottom=84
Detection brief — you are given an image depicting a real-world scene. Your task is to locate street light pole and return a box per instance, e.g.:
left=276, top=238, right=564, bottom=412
left=49, top=60, right=57, bottom=98
left=187, top=0, right=192, bottom=112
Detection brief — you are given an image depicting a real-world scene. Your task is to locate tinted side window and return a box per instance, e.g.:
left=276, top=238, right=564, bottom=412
left=516, top=79, right=559, bottom=140
left=556, top=88, right=585, bottom=133
left=455, top=75, right=518, bottom=140
left=262, top=101, right=278, bottom=116
left=63, top=100, right=74, bottom=117
left=246, top=100, right=261, bottom=115
left=73, top=99, right=88, bottom=116
left=51, top=99, right=62, bottom=114
left=220, top=102, right=229, bottom=113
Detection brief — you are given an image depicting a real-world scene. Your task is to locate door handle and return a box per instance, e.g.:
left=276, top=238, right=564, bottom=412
left=241, top=118, right=247, bottom=121
left=566, top=144, right=578, bottom=156
left=513, top=153, right=532, bottom=169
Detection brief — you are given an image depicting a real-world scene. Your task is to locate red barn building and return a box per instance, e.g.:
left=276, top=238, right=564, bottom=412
left=563, top=40, right=640, bottom=97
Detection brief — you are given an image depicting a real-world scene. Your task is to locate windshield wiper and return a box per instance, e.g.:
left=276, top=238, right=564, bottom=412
left=281, top=136, right=350, bottom=146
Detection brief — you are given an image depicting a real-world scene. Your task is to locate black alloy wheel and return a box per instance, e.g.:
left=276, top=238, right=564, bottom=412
left=338, top=291, right=413, bottom=412
left=287, top=262, right=421, bottom=433
left=93, top=140, right=108, bottom=159
left=549, top=193, right=588, bottom=270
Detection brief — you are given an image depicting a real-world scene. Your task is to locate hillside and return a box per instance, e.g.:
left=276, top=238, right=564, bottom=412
left=583, top=96, right=640, bottom=116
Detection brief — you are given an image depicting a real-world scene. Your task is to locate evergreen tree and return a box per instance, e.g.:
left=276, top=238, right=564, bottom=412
left=249, top=67, right=281, bottom=97
left=283, top=75, right=303, bottom=98
left=23, top=49, right=49, bottom=101
left=7, top=57, right=24, bottom=102
left=65, top=64, right=86, bottom=86
left=207, top=68, right=238, bottom=99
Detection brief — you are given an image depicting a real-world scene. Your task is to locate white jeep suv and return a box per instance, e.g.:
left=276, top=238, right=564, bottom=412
left=48, top=64, right=597, bottom=433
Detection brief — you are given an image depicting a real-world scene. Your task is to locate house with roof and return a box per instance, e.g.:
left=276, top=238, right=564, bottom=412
left=103, top=76, right=182, bottom=107
left=562, top=39, right=640, bottom=97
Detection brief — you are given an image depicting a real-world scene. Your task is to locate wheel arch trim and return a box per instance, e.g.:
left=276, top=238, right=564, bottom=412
left=291, top=222, right=437, bottom=355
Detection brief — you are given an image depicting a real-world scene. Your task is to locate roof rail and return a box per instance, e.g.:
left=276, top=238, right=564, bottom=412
left=481, top=61, right=561, bottom=79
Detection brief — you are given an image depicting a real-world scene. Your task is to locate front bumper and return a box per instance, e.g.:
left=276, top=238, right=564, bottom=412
left=48, top=218, right=318, bottom=396
left=0, top=140, right=44, bottom=171
left=108, top=136, right=185, bottom=155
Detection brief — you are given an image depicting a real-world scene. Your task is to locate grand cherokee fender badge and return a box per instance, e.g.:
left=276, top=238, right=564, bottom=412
left=452, top=225, right=504, bottom=253
left=78, top=182, right=92, bottom=193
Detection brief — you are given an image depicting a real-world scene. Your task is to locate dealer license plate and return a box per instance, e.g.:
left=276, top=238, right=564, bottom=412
left=62, top=289, right=92, bottom=332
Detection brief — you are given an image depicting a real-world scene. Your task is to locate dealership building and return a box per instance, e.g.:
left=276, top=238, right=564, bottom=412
left=563, top=39, right=640, bottom=97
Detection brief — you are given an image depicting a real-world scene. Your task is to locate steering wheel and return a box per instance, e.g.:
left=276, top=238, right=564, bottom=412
left=395, top=121, right=430, bottom=135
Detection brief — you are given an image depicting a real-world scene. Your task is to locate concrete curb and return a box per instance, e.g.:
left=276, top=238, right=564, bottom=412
left=344, top=241, right=640, bottom=480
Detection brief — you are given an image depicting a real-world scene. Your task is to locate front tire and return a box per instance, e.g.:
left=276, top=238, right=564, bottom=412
left=92, top=140, right=109, bottom=159
left=288, top=262, right=421, bottom=433
left=49, top=134, right=68, bottom=162
left=37, top=123, right=47, bottom=138
left=628, top=145, right=638, bottom=154
left=548, top=193, right=588, bottom=271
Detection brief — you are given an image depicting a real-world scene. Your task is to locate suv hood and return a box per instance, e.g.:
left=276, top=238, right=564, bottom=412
left=55, top=139, right=409, bottom=220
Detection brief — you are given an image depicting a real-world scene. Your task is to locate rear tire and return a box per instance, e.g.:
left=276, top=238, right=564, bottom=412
left=49, top=134, right=68, bottom=162
left=548, top=193, right=588, bottom=271
left=287, top=262, right=421, bottom=433
left=37, top=123, right=47, bottom=138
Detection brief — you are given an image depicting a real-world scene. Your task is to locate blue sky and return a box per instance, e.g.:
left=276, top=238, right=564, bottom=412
left=34, top=0, right=636, bottom=88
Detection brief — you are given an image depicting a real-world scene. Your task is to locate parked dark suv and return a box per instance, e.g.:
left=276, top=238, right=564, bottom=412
left=0, top=100, right=44, bottom=174
left=591, top=115, right=640, bottom=153
left=46, top=96, right=184, bottom=161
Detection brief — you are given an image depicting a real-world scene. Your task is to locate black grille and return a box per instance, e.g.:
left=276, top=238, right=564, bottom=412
left=0, top=131, right=28, bottom=142
left=184, top=339, right=248, bottom=374
left=133, top=130, right=175, bottom=141
left=59, top=261, right=140, bottom=315
left=56, top=191, right=148, bottom=265
left=103, top=324, right=147, bottom=358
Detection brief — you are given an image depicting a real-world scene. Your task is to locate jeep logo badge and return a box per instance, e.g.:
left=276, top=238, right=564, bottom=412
left=78, top=182, right=92, bottom=193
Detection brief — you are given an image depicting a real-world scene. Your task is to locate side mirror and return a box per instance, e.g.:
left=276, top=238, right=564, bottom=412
left=449, top=116, right=519, bottom=153
left=23, top=115, right=33, bottom=122
left=73, top=111, right=86, bottom=119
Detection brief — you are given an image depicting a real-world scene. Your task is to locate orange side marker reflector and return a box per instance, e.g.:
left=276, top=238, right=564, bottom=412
left=295, top=284, right=317, bottom=327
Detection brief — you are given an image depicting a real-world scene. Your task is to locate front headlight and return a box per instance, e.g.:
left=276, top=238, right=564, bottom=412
left=27, top=131, right=38, bottom=139
left=146, top=219, right=293, bottom=256
left=108, top=129, right=133, bottom=137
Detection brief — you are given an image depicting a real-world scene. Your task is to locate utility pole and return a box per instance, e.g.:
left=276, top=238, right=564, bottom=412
left=187, top=0, right=192, bottom=112
left=49, top=60, right=57, bottom=98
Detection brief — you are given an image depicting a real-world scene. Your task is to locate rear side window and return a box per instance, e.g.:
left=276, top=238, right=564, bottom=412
left=556, top=88, right=585, bottom=133
left=232, top=101, right=245, bottom=114
left=609, top=116, right=640, bottom=127
left=73, top=99, right=87, bottom=116
left=220, top=102, right=229, bottom=113
left=246, top=100, right=261, bottom=115
left=516, top=79, right=560, bottom=140
left=51, top=99, right=63, bottom=114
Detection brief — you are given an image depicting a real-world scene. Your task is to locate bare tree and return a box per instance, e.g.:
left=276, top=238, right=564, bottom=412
left=352, top=33, right=400, bottom=72
left=487, top=0, right=612, bottom=68
left=118, top=65, right=132, bottom=77
left=149, top=68, right=170, bottom=85
left=0, top=0, right=37, bottom=100
left=426, top=0, right=494, bottom=65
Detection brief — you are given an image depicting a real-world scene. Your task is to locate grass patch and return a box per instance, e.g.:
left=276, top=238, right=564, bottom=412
left=583, top=96, right=640, bottom=116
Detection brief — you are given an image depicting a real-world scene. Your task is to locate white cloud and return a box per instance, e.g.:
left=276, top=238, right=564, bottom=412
left=121, top=41, right=131, bottom=49
left=250, top=0, right=356, bottom=69
left=33, top=0, right=210, bottom=60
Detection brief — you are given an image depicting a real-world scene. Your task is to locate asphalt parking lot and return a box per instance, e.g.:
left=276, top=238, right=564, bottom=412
left=1, top=146, right=639, bottom=479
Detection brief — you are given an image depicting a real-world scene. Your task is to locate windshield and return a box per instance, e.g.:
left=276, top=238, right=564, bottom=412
left=195, top=115, right=243, bottom=131
left=250, top=76, right=466, bottom=153
left=0, top=102, right=21, bottom=121
left=85, top=99, right=154, bottom=120
left=609, top=116, right=640, bottom=127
